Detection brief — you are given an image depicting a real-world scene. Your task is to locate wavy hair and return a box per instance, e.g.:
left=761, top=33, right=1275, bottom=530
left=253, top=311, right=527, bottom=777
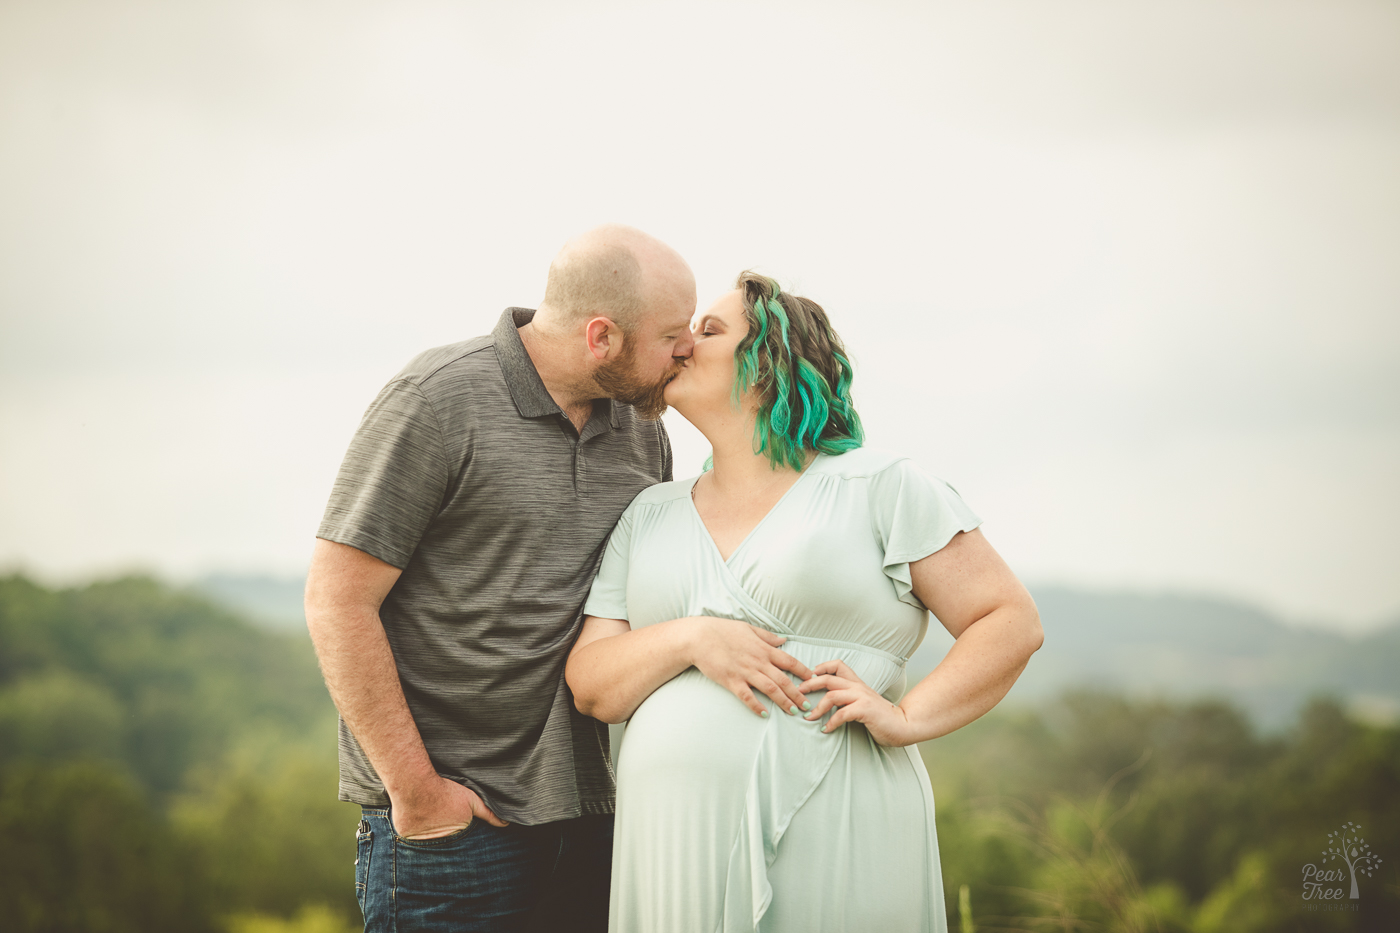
left=728, top=272, right=864, bottom=471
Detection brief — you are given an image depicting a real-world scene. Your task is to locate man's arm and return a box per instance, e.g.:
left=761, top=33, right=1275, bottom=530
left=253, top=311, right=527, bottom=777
left=304, top=538, right=507, bottom=838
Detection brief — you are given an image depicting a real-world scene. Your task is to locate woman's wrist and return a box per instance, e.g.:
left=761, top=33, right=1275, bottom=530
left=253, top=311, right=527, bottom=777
left=670, top=616, right=708, bottom=668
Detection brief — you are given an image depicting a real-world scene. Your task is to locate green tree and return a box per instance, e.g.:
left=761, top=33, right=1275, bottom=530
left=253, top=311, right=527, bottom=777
left=0, top=761, right=212, bottom=933
left=0, top=574, right=334, bottom=798
left=174, top=751, right=359, bottom=925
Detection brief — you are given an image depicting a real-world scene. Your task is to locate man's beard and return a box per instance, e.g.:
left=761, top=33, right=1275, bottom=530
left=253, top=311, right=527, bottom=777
left=593, top=345, right=680, bottom=421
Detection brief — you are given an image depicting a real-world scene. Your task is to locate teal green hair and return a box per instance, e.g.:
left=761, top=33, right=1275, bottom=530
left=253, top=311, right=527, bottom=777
left=720, top=272, right=864, bottom=471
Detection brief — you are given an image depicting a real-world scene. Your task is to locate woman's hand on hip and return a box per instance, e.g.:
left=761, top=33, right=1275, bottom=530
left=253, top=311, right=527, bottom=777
left=800, top=660, right=917, bottom=746
left=686, top=617, right=814, bottom=718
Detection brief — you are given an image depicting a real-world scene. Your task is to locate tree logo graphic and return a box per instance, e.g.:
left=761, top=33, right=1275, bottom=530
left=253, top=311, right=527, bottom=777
left=1302, top=821, right=1383, bottom=900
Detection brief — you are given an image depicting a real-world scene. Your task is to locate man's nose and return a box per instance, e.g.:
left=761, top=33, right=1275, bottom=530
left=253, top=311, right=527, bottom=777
left=674, top=330, right=695, bottom=359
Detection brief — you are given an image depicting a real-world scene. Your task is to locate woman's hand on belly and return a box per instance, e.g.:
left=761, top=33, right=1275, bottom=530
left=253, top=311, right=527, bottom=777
left=800, top=659, right=918, bottom=746
left=687, top=617, right=816, bottom=719
left=570, top=614, right=815, bottom=723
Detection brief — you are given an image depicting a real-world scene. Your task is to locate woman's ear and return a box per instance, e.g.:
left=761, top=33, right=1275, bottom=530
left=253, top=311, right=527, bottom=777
left=584, top=316, right=623, bottom=361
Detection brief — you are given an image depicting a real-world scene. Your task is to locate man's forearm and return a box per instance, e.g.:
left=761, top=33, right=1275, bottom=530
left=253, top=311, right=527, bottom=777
left=307, top=602, right=436, bottom=797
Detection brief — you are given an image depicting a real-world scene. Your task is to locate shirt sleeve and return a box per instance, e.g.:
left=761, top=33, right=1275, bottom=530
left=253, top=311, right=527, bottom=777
left=868, top=458, right=982, bottom=611
left=659, top=422, right=674, bottom=483
left=316, top=379, right=453, bottom=569
left=582, top=505, right=635, bottom=621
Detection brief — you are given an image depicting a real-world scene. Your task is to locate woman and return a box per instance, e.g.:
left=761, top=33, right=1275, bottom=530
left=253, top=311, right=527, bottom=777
left=566, top=273, right=1043, bottom=933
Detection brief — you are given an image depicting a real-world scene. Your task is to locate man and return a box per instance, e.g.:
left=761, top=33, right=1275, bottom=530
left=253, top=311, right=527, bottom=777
left=304, top=224, right=696, bottom=932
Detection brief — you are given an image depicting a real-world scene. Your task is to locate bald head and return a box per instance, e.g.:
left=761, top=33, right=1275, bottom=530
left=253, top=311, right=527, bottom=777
left=540, top=224, right=694, bottom=332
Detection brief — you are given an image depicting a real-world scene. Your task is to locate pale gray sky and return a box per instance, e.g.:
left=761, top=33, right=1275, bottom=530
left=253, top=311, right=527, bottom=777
left=1, top=1, right=1397, bottom=632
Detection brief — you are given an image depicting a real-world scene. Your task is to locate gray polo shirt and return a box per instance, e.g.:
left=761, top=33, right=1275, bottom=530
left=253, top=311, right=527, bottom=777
left=317, top=308, right=673, bottom=824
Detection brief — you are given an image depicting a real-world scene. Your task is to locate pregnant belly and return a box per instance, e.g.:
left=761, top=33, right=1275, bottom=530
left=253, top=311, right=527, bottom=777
left=612, top=666, right=789, bottom=877
left=617, top=667, right=776, bottom=795
left=616, top=637, right=902, bottom=792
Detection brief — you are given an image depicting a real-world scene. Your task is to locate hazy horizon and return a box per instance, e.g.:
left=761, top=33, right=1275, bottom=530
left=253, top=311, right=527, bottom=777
left=2, top=1, right=1397, bottom=633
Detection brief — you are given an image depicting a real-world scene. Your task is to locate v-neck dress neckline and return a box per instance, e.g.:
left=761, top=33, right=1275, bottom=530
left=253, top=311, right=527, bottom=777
left=687, top=455, right=824, bottom=565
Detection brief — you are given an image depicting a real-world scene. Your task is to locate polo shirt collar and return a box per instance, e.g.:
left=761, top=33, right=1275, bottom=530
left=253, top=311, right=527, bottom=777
left=494, top=308, right=618, bottom=428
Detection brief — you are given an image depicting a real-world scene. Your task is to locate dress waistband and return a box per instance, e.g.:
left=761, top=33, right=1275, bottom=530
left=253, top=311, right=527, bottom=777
left=775, top=633, right=907, bottom=666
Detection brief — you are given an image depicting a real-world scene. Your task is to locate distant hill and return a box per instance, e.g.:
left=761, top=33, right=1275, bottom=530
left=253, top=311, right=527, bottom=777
left=0, top=574, right=333, bottom=797
left=194, top=574, right=308, bottom=633
left=195, top=573, right=1400, bottom=731
left=909, top=586, right=1400, bottom=730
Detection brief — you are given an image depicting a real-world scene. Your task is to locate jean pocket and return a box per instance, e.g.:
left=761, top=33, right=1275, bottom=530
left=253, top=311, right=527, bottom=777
left=354, top=818, right=373, bottom=913
left=393, top=818, right=480, bottom=850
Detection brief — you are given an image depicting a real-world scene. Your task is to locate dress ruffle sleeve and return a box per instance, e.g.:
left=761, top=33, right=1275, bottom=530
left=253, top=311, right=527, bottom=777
left=867, top=458, right=982, bottom=611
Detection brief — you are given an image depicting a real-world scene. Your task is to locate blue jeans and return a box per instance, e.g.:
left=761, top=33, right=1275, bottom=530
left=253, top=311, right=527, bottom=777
left=355, top=807, right=613, bottom=933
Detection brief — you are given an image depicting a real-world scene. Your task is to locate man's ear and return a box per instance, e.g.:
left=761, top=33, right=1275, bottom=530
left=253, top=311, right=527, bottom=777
left=584, top=316, right=624, bottom=361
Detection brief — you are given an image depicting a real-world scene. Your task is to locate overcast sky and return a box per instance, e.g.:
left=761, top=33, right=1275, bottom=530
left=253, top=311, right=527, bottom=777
left=1, top=0, right=1396, bottom=633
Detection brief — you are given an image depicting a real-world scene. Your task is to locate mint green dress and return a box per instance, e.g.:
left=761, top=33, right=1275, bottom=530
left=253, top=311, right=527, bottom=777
left=583, top=448, right=981, bottom=933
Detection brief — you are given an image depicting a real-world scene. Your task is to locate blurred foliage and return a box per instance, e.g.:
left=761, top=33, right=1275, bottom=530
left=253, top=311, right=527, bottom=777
left=0, top=761, right=206, bottom=933
left=174, top=753, right=356, bottom=921
left=226, top=905, right=360, bottom=933
left=927, top=692, right=1400, bottom=932
left=0, top=574, right=333, bottom=796
left=2, top=572, right=1397, bottom=931
left=0, top=573, right=354, bottom=932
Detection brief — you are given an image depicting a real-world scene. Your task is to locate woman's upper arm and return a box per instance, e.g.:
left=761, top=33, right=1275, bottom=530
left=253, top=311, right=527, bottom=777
left=569, top=615, right=632, bottom=660
left=907, top=528, right=1036, bottom=639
